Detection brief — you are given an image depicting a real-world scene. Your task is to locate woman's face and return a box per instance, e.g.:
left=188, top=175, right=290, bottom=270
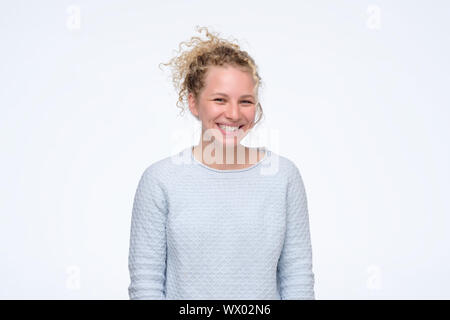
left=188, top=65, right=258, bottom=147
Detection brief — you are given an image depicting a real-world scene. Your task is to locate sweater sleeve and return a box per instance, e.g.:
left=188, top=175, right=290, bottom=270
left=128, top=167, right=168, bottom=300
left=277, top=164, right=315, bottom=300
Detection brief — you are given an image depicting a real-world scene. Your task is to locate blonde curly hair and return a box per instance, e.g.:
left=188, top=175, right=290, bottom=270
left=159, top=25, right=264, bottom=126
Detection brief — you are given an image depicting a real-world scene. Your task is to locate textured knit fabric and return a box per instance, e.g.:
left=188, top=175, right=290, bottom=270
left=127, top=145, right=315, bottom=300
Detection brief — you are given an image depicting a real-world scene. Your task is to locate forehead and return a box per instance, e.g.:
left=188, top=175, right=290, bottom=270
left=203, top=65, right=255, bottom=94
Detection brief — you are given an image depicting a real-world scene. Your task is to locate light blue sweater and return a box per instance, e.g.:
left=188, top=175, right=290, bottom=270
left=128, top=146, right=315, bottom=300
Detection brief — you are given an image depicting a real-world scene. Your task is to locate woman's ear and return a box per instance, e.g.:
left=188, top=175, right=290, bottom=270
left=188, top=92, right=199, bottom=119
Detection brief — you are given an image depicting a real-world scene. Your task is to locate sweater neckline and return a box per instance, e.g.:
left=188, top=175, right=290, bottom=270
left=189, top=145, right=270, bottom=173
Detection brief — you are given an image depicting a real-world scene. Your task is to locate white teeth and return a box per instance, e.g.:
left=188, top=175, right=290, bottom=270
left=218, top=124, right=239, bottom=132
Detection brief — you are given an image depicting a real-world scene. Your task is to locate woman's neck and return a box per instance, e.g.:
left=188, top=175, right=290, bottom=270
left=192, top=143, right=265, bottom=170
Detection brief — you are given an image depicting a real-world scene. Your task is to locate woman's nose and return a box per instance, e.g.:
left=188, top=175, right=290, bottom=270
left=224, top=101, right=240, bottom=119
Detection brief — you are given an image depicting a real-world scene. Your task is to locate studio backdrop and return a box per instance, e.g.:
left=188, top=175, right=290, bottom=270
left=0, top=0, right=449, bottom=299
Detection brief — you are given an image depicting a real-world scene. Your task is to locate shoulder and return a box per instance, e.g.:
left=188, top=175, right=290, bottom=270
left=264, top=149, right=303, bottom=180
left=264, top=150, right=308, bottom=198
left=138, top=152, right=181, bottom=187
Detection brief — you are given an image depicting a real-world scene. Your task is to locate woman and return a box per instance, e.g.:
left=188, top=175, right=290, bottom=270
left=128, top=26, right=315, bottom=300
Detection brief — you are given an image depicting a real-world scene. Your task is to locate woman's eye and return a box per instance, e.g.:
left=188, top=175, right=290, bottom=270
left=213, top=98, right=253, bottom=104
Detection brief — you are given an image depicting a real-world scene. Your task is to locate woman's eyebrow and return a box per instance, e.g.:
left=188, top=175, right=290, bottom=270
left=211, top=92, right=255, bottom=99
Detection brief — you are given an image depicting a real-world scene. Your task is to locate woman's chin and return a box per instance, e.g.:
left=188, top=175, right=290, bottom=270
left=215, top=136, right=241, bottom=146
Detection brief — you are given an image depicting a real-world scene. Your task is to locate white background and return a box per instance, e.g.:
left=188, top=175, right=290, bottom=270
left=1, top=0, right=449, bottom=299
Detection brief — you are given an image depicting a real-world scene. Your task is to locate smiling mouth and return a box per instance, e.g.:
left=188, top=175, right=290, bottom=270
left=215, top=123, right=244, bottom=136
left=215, top=123, right=244, bottom=129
